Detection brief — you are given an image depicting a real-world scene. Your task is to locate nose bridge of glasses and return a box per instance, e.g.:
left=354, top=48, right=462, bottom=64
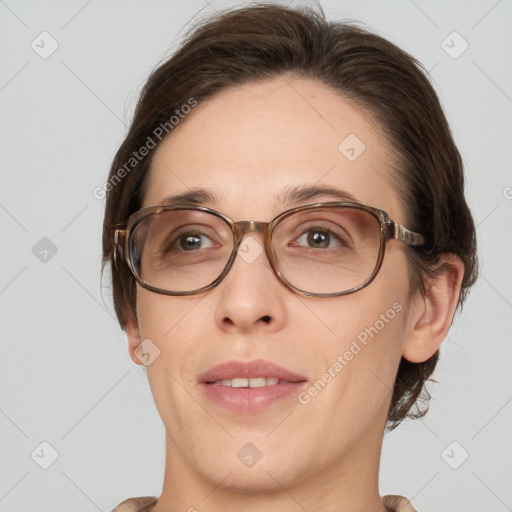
left=233, top=220, right=270, bottom=243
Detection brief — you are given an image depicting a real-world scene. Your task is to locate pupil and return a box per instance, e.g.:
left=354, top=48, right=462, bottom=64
left=181, top=234, right=200, bottom=250
left=309, top=231, right=329, bottom=248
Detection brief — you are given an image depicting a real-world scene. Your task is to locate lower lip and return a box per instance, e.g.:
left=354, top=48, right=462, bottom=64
left=200, top=381, right=307, bottom=414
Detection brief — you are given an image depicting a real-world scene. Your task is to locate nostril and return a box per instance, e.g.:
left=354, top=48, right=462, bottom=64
left=261, top=315, right=271, bottom=323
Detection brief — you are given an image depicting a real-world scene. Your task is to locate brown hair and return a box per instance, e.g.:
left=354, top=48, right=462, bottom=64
left=101, top=3, right=477, bottom=429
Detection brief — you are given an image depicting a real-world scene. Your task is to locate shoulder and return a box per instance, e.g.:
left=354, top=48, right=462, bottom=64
left=110, top=496, right=158, bottom=512
left=382, top=495, right=418, bottom=512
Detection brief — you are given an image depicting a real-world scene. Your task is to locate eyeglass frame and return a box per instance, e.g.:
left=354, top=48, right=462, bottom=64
left=112, top=201, right=426, bottom=298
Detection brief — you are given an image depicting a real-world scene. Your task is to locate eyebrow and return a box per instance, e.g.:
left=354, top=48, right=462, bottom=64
left=281, top=185, right=358, bottom=206
left=159, top=184, right=359, bottom=208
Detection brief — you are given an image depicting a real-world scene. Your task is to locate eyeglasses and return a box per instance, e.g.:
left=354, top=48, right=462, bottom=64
left=113, top=202, right=425, bottom=298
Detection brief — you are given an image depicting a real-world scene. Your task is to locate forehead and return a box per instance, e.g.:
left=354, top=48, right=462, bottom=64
left=145, top=76, right=404, bottom=221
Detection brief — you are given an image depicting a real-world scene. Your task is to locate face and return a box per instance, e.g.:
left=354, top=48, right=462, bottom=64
left=129, top=76, right=415, bottom=494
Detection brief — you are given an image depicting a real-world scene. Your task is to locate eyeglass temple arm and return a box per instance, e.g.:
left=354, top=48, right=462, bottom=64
left=386, top=222, right=425, bottom=247
left=112, top=227, right=128, bottom=268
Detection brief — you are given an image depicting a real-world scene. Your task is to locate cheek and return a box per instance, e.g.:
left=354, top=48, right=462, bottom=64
left=292, top=294, right=407, bottom=457
left=303, top=249, right=410, bottom=396
left=134, top=290, right=204, bottom=415
left=135, top=288, right=200, bottom=339
left=135, top=292, right=210, bottom=374
left=306, top=290, right=406, bottom=394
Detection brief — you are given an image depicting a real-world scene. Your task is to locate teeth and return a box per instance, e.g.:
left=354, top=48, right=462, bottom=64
left=247, top=377, right=265, bottom=388
left=232, top=378, right=248, bottom=388
left=213, top=377, right=280, bottom=387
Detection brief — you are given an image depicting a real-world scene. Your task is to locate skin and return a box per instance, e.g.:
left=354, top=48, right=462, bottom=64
left=125, top=76, right=463, bottom=511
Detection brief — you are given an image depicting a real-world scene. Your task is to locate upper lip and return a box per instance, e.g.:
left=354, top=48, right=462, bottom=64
left=199, top=359, right=307, bottom=383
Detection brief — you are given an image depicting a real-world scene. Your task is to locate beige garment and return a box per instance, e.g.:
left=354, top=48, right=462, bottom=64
left=111, top=497, right=158, bottom=512
left=382, top=495, right=418, bottom=511
left=111, top=495, right=418, bottom=511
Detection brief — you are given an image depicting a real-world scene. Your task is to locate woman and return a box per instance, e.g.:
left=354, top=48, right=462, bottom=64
left=102, top=4, right=477, bottom=511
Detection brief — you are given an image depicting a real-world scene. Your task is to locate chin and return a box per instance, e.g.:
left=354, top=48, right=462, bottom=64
left=199, top=457, right=307, bottom=494
left=171, top=430, right=306, bottom=493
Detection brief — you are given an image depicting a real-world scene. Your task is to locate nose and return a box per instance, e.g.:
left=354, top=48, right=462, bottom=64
left=213, top=231, right=287, bottom=334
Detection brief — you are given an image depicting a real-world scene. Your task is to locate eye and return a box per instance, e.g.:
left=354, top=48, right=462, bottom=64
left=166, top=231, right=216, bottom=253
left=291, top=226, right=345, bottom=249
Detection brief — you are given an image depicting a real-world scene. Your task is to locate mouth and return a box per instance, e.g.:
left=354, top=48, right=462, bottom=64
left=198, top=359, right=308, bottom=414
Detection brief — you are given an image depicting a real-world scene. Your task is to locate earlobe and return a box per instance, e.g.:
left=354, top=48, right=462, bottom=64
left=402, top=255, right=464, bottom=363
left=126, top=315, right=144, bottom=366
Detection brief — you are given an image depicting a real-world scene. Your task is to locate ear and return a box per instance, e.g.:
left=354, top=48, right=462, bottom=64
left=402, top=255, right=464, bottom=363
left=126, top=314, right=144, bottom=366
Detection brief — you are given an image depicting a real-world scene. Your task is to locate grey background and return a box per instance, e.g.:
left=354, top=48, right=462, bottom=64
left=1, top=0, right=511, bottom=511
